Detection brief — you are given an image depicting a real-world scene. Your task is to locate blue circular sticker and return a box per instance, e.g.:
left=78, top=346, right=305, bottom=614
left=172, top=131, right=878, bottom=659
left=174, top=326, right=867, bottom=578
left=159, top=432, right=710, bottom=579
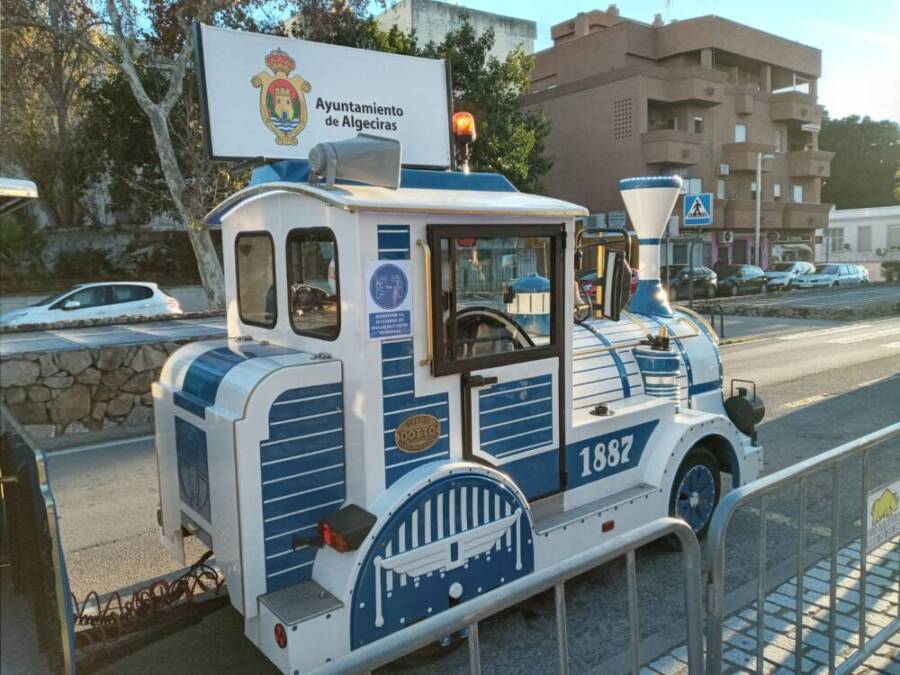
left=370, top=263, right=408, bottom=310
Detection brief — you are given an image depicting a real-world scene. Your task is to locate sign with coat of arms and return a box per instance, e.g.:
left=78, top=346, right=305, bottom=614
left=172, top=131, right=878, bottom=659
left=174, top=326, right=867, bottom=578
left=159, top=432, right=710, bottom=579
left=196, top=24, right=451, bottom=167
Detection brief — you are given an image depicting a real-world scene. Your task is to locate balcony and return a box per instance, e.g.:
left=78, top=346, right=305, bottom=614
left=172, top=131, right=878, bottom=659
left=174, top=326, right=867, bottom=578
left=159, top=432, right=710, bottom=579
left=784, top=202, right=831, bottom=230
left=641, top=129, right=704, bottom=166
left=721, top=142, right=777, bottom=172
left=722, top=199, right=786, bottom=230
left=787, top=149, right=834, bottom=178
left=770, top=91, right=821, bottom=124
left=647, top=71, right=725, bottom=107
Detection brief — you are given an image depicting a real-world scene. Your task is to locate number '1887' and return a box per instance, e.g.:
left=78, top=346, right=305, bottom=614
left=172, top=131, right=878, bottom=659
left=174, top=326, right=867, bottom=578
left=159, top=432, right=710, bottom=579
left=579, top=434, right=634, bottom=478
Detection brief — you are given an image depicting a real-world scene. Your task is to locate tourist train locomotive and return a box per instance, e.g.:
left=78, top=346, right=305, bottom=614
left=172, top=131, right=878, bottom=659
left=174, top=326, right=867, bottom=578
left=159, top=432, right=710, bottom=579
left=152, top=131, right=764, bottom=672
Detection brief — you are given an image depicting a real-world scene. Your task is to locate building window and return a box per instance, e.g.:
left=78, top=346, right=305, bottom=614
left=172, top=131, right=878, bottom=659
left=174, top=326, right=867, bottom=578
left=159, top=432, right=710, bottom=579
left=774, top=129, right=784, bottom=153
left=888, top=225, right=900, bottom=251
left=792, top=185, right=804, bottom=202
left=750, top=182, right=758, bottom=199
left=287, top=228, right=340, bottom=340
left=773, top=183, right=781, bottom=200
left=825, top=227, right=844, bottom=252
left=857, top=225, right=872, bottom=252
left=716, top=179, right=726, bottom=199
left=693, top=116, right=704, bottom=133
left=681, top=177, right=702, bottom=194
left=734, top=123, right=747, bottom=143
left=613, top=98, right=633, bottom=140
left=236, top=233, right=276, bottom=328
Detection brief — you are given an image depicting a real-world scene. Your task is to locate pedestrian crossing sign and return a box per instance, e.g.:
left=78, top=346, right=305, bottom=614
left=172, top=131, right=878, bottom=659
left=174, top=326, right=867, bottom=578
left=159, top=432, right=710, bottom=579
left=683, top=192, right=713, bottom=226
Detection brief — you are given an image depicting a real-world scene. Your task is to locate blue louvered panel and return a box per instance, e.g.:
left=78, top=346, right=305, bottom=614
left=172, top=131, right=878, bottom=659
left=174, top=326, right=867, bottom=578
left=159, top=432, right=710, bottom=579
left=477, top=375, right=553, bottom=460
left=260, top=382, right=345, bottom=593
left=377, top=225, right=411, bottom=260
left=382, top=339, right=450, bottom=486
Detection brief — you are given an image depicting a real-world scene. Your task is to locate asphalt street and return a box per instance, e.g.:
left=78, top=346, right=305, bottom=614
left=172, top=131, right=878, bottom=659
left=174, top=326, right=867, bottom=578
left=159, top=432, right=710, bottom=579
left=40, top=317, right=900, bottom=674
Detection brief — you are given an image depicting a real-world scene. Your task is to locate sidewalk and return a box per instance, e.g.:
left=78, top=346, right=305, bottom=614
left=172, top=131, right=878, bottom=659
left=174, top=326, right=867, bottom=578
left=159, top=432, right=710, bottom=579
left=643, top=538, right=899, bottom=675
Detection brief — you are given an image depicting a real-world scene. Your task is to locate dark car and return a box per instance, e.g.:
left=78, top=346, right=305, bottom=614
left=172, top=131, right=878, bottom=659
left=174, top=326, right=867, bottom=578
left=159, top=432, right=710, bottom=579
left=662, top=265, right=718, bottom=300
left=716, top=264, right=768, bottom=297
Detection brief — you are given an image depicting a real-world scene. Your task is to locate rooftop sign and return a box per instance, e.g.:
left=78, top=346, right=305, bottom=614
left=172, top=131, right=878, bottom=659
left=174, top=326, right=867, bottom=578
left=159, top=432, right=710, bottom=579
left=196, top=24, right=452, bottom=168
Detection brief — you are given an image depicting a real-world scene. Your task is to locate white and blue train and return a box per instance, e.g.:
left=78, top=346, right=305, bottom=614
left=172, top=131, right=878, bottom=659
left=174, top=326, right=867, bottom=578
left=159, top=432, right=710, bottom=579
left=153, top=137, right=764, bottom=673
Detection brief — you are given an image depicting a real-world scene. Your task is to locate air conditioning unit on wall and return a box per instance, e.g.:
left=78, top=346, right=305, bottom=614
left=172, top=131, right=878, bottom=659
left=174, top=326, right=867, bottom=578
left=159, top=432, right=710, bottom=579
left=720, top=231, right=734, bottom=244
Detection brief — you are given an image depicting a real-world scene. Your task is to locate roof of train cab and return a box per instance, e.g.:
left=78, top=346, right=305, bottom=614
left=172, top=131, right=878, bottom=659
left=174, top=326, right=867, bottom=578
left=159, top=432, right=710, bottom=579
left=204, top=160, right=587, bottom=225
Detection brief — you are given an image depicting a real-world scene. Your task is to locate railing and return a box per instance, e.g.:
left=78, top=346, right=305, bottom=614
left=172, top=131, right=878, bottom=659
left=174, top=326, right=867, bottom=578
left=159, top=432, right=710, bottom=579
left=0, top=405, right=76, bottom=675
left=310, top=517, right=704, bottom=675
left=705, top=422, right=900, bottom=675
left=709, top=303, right=725, bottom=338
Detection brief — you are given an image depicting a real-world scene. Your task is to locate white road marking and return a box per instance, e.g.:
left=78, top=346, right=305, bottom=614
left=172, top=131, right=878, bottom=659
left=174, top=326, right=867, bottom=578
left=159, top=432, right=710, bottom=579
left=857, top=374, right=895, bottom=387
left=744, top=506, right=832, bottom=537
left=777, top=323, right=873, bottom=341
left=782, top=394, right=833, bottom=410
left=881, top=341, right=900, bottom=349
left=826, top=326, right=900, bottom=344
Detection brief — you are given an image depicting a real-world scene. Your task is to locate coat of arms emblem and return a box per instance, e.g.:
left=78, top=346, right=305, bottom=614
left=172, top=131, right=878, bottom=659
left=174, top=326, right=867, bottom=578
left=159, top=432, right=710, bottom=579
left=251, top=48, right=311, bottom=146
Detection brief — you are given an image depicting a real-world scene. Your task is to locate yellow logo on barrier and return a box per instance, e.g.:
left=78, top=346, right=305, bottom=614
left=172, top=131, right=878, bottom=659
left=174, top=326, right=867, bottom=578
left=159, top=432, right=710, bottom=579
left=872, top=488, right=898, bottom=526
left=251, top=49, right=311, bottom=146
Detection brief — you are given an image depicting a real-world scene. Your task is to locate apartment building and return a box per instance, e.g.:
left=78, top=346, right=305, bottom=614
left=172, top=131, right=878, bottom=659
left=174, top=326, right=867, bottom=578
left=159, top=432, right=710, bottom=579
left=375, top=0, right=536, bottom=61
left=524, top=6, right=834, bottom=269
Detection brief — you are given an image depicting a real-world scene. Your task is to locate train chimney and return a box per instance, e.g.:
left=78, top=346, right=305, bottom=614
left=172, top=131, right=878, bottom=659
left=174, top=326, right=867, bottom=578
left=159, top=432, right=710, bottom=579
left=618, top=176, right=683, bottom=317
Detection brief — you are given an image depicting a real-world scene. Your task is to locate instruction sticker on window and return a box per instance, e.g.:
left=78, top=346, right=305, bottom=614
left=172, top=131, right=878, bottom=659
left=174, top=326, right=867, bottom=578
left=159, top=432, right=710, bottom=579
left=367, top=260, right=412, bottom=340
left=867, top=479, right=900, bottom=551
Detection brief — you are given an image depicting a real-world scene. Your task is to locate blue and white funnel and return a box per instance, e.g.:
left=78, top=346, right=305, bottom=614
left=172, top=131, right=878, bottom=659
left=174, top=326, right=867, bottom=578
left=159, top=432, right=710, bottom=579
left=618, top=176, right=683, bottom=317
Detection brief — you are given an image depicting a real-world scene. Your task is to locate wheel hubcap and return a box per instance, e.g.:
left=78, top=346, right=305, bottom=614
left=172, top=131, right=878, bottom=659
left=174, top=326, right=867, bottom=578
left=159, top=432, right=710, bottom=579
left=676, top=465, right=716, bottom=532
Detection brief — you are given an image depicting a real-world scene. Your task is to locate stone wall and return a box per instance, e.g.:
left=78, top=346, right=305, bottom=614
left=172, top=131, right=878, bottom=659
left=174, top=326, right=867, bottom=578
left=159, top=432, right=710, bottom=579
left=0, top=342, right=179, bottom=439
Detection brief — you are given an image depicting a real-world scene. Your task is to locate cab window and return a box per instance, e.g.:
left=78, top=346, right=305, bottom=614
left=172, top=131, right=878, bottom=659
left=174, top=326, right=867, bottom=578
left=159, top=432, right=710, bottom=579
left=287, top=228, right=339, bottom=340
left=428, top=225, right=563, bottom=375
left=236, top=233, right=276, bottom=328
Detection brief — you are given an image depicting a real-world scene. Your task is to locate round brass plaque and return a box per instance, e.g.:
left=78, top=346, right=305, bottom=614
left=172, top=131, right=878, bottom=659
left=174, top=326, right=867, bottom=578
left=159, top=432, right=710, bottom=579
left=394, top=414, right=441, bottom=454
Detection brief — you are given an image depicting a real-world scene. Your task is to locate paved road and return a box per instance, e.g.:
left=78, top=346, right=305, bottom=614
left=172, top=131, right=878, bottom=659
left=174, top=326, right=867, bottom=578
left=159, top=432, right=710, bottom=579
left=0, top=316, right=225, bottom=357
left=42, top=318, right=900, bottom=674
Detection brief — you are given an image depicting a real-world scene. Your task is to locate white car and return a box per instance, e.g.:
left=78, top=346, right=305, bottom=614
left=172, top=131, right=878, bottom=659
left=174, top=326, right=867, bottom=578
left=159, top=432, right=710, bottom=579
left=793, top=263, right=862, bottom=289
left=764, top=260, right=814, bottom=290
left=0, top=282, right=182, bottom=327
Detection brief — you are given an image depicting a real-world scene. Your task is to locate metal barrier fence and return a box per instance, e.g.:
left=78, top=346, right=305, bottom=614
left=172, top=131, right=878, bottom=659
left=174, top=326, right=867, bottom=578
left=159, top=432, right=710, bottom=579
left=705, top=421, right=900, bottom=675
left=0, top=405, right=76, bottom=675
left=310, top=517, right=704, bottom=675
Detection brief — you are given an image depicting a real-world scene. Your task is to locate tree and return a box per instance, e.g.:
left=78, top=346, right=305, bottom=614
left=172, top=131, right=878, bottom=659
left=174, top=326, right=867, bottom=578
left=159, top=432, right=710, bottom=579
left=0, top=1, right=104, bottom=229
left=7, top=1, right=277, bottom=308
left=820, top=113, right=900, bottom=209
left=288, top=1, right=552, bottom=192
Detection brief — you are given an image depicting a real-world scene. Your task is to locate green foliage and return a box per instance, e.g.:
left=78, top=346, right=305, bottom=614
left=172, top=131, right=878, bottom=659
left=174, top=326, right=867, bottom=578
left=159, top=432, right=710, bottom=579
left=820, top=113, right=900, bottom=209
left=54, top=248, right=124, bottom=280
left=288, top=2, right=552, bottom=192
left=0, top=209, right=47, bottom=280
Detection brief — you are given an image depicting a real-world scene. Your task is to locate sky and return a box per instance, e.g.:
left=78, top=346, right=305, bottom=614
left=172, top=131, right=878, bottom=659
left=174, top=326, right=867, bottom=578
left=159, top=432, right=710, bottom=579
left=438, top=0, right=900, bottom=121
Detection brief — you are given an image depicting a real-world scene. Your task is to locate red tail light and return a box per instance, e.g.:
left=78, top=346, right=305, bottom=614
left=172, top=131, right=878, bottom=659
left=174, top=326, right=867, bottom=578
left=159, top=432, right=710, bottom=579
left=274, top=623, right=287, bottom=649
left=319, top=522, right=349, bottom=553
left=166, top=298, right=181, bottom=310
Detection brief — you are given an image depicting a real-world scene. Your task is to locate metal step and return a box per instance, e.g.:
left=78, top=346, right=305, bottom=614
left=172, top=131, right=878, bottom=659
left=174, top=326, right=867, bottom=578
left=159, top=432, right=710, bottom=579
left=259, top=579, right=343, bottom=626
left=533, top=482, right=659, bottom=534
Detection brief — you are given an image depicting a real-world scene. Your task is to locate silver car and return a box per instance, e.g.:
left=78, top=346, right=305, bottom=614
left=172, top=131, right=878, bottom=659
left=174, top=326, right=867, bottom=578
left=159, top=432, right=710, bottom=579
left=764, top=260, right=814, bottom=290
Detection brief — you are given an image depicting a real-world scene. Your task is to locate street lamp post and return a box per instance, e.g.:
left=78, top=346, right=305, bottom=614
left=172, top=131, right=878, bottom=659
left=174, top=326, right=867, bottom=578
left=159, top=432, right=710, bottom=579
left=754, top=152, right=776, bottom=267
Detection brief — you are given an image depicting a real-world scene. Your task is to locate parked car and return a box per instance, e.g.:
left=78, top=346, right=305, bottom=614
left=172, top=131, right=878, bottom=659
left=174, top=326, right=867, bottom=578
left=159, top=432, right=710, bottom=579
left=765, top=260, right=815, bottom=290
left=0, top=282, right=182, bottom=327
left=793, top=263, right=862, bottom=289
left=578, top=266, right=639, bottom=299
left=715, top=264, right=768, bottom=296
left=663, top=265, right=718, bottom=300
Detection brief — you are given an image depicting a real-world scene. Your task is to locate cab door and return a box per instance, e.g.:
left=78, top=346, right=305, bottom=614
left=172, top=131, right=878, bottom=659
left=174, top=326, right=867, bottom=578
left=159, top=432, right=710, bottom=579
left=427, top=225, right=565, bottom=500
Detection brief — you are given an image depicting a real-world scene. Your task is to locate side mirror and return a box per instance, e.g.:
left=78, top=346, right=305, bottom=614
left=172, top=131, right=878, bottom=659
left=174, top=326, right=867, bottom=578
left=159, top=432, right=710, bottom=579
left=63, top=300, right=81, bottom=310
left=602, top=250, right=631, bottom=322
left=502, top=286, right=516, bottom=305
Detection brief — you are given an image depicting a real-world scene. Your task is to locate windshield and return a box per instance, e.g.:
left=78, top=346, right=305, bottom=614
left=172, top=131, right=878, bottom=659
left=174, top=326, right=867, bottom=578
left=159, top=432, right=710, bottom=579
left=768, top=263, right=794, bottom=271
left=815, top=265, right=839, bottom=274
